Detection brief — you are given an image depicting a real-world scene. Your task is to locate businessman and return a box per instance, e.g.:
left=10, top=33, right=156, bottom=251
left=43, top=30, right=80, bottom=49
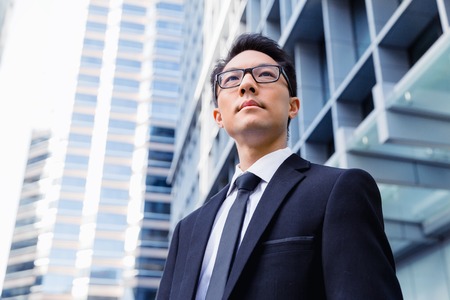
left=157, top=33, right=403, bottom=299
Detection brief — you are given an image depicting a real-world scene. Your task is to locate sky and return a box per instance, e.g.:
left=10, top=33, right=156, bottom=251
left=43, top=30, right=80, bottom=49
left=0, top=0, right=87, bottom=290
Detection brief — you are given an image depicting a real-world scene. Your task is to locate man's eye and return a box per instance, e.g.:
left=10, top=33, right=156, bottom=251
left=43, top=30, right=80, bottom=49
left=222, top=74, right=241, bottom=85
left=258, top=70, right=277, bottom=78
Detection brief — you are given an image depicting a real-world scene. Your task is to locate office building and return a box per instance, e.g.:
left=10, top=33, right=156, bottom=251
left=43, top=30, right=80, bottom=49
left=0, top=0, right=13, bottom=64
left=1, top=0, right=183, bottom=299
left=170, top=0, right=450, bottom=298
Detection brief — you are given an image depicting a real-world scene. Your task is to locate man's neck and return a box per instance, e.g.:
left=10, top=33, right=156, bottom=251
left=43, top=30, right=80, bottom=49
left=236, top=143, right=287, bottom=171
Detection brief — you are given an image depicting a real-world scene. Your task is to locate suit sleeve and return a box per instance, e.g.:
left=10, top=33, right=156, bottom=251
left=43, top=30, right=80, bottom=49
left=156, top=221, right=181, bottom=300
left=322, top=168, right=403, bottom=299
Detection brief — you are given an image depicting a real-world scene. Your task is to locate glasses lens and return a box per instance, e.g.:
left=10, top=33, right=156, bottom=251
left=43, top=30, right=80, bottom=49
left=252, top=66, right=280, bottom=83
left=219, top=70, right=244, bottom=88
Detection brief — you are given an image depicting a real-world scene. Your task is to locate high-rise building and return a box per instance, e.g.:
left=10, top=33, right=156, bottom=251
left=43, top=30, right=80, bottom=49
left=1, top=1, right=183, bottom=299
left=0, top=0, right=13, bottom=64
left=170, top=0, right=450, bottom=298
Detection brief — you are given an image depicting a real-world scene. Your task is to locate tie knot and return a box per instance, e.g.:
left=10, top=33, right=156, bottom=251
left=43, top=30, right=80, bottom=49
left=235, top=172, right=261, bottom=192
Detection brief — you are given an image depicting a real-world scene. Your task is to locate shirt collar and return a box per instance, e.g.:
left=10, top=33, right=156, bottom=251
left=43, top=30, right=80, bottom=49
left=227, top=147, right=293, bottom=195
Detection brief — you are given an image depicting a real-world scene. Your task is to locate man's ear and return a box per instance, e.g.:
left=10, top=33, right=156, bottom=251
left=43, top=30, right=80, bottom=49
left=213, top=108, right=223, bottom=128
left=289, top=97, right=300, bottom=119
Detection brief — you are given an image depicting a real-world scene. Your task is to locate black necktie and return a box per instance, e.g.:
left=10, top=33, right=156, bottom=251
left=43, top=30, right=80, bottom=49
left=205, top=172, right=261, bottom=300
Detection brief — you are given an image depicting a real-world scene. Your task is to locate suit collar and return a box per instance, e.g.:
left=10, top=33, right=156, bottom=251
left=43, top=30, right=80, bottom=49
left=224, top=154, right=310, bottom=298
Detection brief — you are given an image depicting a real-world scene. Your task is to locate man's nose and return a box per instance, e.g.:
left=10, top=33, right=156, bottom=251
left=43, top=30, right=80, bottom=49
left=239, top=73, right=257, bottom=96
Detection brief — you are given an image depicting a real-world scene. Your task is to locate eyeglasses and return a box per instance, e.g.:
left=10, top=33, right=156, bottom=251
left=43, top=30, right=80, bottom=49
left=214, top=65, right=294, bottom=100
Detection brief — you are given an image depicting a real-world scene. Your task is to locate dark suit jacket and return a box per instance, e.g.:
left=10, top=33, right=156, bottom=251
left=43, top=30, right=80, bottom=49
left=157, top=154, right=403, bottom=299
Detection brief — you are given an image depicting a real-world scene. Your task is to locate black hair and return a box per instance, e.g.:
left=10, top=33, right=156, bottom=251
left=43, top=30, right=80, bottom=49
left=210, top=33, right=297, bottom=106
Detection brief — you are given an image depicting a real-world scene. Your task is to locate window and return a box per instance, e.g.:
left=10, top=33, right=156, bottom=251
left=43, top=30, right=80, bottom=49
left=113, top=77, right=140, bottom=91
left=116, top=58, right=141, bottom=72
left=122, top=3, right=146, bottom=16
left=103, top=164, right=131, bottom=179
left=140, top=228, right=169, bottom=242
left=86, top=21, right=107, bottom=32
left=75, top=93, right=97, bottom=104
left=83, top=38, right=104, bottom=50
left=120, top=21, right=145, bottom=34
left=149, top=126, right=175, bottom=144
left=156, top=20, right=182, bottom=34
left=156, top=2, right=183, bottom=12
left=89, top=5, right=108, bottom=15
left=62, top=176, right=86, bottom=187
left=68, top=133, right=92, bottom=145
left=118, top=39, right=143, bottom=52
left=144, top=201, right=170, bottom=214
left=81, top=56, right=102, bottom=68
left=109, top=119, right=136, bottom=131
left=65, top=154, right=89, bottom=165
left=111, top=97, right=138, bottom=109
left=149, top=101, right=178, bottom=121
left=147, top=150, right=173, bottom=168
left=72, top=112, right=95, bottom=124
left=155, top=39, right=181, bottom=51
left=105, top=141, right=134, bottom=154
left=78, top=74, right=100, bottom=86
left=101, top=187, right=129, bottom=200
left=154, top=60, right=180, bottom=71
left=27, top=153, right=48, bottom=165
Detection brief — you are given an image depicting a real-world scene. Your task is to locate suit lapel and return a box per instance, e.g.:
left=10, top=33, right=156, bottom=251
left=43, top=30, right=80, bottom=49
left=224, top=154, right=310, bottom=298
left=177, top=186, right=229, bottom=300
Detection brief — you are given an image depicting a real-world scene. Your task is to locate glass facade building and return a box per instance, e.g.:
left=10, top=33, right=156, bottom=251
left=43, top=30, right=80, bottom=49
left=170, top=0, right=450, bottom=299
left=1, top=0, right=183, bottom=299
left=0, top=0, right=13, bottom=64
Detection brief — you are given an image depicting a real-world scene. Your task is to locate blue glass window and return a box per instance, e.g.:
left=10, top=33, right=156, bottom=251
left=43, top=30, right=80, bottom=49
left=154, top=60, right=180, bottom=71
left=111, top=97, right=138, bottom=109
left=72, top=112, right=95, bottom=124
left=122, top=3, right=146, bottom=15
left=156, top=2, right=183, bottom=11
left=155, top=39, right=181, bottom=51
left=109, top=119, right=136, bottom=132
left=53, top=223, right=80, bottom=238
left=86, top=21, right=107, bottom=32
left=78, top=74, right=100, bottom=86
left=75, top=93, right=97, bottom=104
left=105, top=141, right=134, bottom=156
left=140, top=228, right=169, bottom=242
left=68, top=133, right=91, bottom=145
left=62, top=176, right=86, bottom=187
left=101, top=187, right=129, bottom=199
left=113, top=77, right=140, bottom=91
left=83, top=38, right=104, bottom=50
left=149, top=126, right=175, bottom=144
left=65, top=154, right=89, bottom=165
left=81, top=56, right=102, bottom=68
left=27, top=153, right=48, bottom=165
left=156, top=20, right=182, bottom=34
left=58, top=199, right=83, bottom=211
left=116, top=58, right=141, bottom=72
left=120, top=21, right=145, bottom=34
left=89, top=5, right=108, bottom=15
left=152, top=80, right=179, bottom=92
left=103, top=164, right=131, bottom=177
left=118, top=39, right=143, bottom=52
left=93, top=239, right=125, bottom=256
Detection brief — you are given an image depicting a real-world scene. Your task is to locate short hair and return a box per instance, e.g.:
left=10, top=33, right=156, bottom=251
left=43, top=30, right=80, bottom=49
left=210, top=33, right=297, bottom=105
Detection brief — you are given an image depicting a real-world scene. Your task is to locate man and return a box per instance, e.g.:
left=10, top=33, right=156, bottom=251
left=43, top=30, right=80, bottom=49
left=157, top=33, right=403, bottom=299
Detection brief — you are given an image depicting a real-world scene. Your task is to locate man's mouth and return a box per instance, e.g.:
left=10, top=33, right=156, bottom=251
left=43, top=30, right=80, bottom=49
left=240, top=100, right=260, bottom=110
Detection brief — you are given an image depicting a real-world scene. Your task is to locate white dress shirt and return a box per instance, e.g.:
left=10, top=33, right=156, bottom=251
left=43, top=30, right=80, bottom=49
left=195, top=147, right=293, bottom=300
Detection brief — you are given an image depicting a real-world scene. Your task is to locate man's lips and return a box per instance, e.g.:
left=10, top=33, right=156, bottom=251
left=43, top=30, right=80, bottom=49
left=239, top=100, right=261, bottom=110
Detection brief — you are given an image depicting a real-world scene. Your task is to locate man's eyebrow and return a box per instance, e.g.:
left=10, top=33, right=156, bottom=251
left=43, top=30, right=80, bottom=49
left=222, top=63, right=276, bottom=72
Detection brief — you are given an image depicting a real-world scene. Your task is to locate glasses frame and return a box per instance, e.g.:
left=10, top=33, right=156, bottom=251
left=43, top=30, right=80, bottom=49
left=213, top=64, right=294, bottom=102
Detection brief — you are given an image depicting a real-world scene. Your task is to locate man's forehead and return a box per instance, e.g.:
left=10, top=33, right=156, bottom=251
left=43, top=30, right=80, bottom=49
left=224, top=50, right=277, bottom=70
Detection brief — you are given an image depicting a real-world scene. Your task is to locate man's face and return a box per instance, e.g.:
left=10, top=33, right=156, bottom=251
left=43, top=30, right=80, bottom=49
left=213, top=50, right=299, bottom=148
